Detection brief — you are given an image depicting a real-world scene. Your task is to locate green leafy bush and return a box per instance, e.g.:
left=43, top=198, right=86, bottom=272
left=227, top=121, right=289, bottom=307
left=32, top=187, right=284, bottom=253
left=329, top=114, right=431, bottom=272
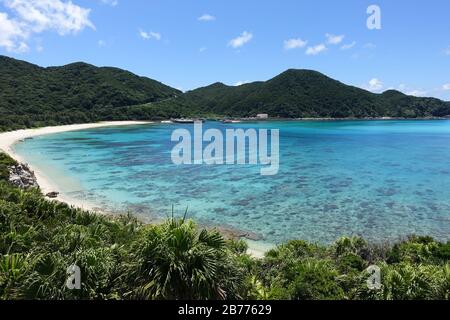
left=1, top=152, right=449, bottom=300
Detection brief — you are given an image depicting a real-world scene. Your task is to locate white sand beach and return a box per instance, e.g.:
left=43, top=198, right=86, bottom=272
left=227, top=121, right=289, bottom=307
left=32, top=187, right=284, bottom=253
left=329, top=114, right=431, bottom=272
left=0, top=121, right=152, bottom=211
left=245, top=240, right=275, bottom=259
left=0, top=120, right=270, bottom=258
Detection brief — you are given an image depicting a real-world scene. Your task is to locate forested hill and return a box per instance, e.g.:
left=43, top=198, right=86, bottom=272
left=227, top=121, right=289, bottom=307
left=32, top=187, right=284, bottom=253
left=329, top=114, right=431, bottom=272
left=171, top=69, right=450, bottom=118
left=0, top=55, right=181, bottom=130
left=1, top=56, right=450, bottom=131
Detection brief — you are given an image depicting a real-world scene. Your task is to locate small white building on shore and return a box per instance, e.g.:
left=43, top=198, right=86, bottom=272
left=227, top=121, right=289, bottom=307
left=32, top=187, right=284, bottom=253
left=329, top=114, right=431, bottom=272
left=256, top=114, right=269, bottom=119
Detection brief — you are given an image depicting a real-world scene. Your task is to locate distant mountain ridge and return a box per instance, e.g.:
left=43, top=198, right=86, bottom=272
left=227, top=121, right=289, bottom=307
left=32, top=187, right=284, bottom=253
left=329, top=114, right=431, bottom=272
left=172, top=69, right=450, bottom=118
left=1, top=55, right=449, bottom=131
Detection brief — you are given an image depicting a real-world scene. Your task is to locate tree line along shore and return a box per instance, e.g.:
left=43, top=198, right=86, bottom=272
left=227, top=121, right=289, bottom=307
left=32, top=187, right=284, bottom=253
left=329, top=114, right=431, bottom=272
left=2, top=55, right=450, bottom=132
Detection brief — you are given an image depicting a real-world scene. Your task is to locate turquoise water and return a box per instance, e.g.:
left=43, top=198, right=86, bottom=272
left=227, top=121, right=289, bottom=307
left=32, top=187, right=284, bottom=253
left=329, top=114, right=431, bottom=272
left=14, top=120, right=450, bottom=245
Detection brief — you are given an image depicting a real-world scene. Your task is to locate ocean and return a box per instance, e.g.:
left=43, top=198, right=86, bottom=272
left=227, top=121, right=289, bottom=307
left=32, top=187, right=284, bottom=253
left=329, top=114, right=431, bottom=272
left=14, top=120, right=450, bottom=245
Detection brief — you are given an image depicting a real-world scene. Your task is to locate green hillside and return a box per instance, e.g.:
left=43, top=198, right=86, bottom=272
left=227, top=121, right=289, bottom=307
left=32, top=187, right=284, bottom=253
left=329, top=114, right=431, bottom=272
left=172, top=69, right=450, bottom=118
left=1, top=57, right=450, bottom=132
left=0, top=56, right=181, bottom=130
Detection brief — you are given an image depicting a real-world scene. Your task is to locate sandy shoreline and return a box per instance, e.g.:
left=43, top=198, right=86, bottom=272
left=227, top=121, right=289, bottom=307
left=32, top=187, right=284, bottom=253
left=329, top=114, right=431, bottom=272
left=0, top=121, right=152, bottom=211
left=0, top=121, right=271, bottom=258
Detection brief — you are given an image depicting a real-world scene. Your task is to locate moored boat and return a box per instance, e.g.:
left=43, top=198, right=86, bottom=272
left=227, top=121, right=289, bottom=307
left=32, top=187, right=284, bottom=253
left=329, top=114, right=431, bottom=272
left=171, top=118, right=205, bottom=124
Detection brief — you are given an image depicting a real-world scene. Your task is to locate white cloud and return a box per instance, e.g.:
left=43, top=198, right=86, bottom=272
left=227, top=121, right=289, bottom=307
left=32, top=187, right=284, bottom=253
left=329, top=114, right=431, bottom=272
left=368, top=78, right=383, bottom=91
left=443, top=83, right=450, bottom=91
left=0, top=12, right=27, bottom=52
left=305, top=43, right=327, bottom=55
left=14, top=41, right=28, bottom=53
left=100, top=0, right=118, bottom=6
left=139, top=30, right=161, bottom=41
left=284, top=38, right=307, bottom=50
left=364, top=42, right=376, bottom=49
left=198, top=14, right=215, bottom=22
left=406, top=90, right=427, bottom=97
left=0, top=0, right=94, bottom=52
left=199, top=46, right=207, bottom=52
left=341, top=41, right=356, bottom=50
left=139, top=30, right=150, bottom=39
left=228, top=31, right=253, bottom=48
left=396, top=84, right=428, bottom=97
left=326, top=33, right=345, bottom=45
left=3, top=0, right=95, bottom=35
left=234, top=80, right=250, bottom=86
left=150, top=32, right=161, bottom=40
left=362, top=78, right=384, bottom=92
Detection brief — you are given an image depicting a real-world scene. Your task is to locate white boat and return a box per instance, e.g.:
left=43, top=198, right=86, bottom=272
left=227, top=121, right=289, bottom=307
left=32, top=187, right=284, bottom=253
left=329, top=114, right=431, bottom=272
left=171, top=118, right=205, bottom=124
left=172, top=119, right=195, bottom=124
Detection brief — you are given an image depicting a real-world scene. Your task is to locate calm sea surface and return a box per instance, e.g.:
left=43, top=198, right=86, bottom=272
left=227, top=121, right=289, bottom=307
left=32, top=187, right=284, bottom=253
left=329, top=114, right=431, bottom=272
left=14, top=120, right=450, bottom=245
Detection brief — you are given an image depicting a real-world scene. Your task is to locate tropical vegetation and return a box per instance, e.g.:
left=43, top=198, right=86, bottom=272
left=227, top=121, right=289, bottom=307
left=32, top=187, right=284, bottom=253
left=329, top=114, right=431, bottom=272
left=1, top=152, right=449, bottom=300
left=167, top=69, right=450, bottom=119
left=0, top=55, right=181, bottom=131
left=2, top=56, right=450, bottom=132
left=1, top=55, right=450, bottom=300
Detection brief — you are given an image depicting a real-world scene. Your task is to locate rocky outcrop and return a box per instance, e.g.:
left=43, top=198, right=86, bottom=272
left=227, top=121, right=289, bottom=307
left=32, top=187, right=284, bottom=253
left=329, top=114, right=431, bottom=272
left=45, top=192, right=59, bottom=199
left=8, top=164, right=39, bottom=189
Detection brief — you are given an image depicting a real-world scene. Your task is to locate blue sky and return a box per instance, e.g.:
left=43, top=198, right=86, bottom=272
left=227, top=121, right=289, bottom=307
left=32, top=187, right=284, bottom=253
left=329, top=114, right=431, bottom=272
left=1, top=0, right=450, bottom=100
